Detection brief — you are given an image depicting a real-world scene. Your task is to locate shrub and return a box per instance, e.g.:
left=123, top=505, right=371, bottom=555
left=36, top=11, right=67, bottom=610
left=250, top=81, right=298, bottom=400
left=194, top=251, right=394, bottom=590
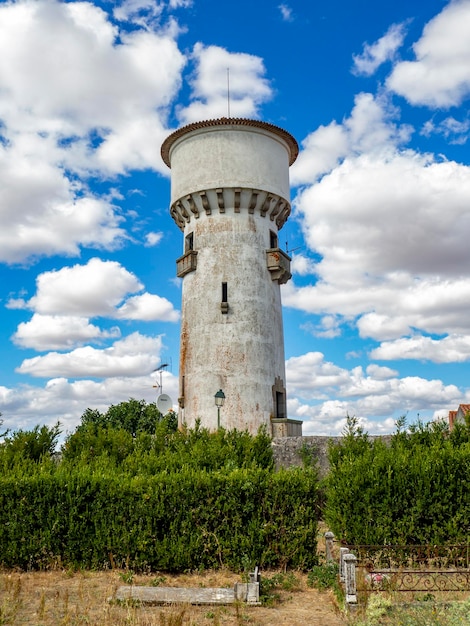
left=324, top=416, right=470, bottom=545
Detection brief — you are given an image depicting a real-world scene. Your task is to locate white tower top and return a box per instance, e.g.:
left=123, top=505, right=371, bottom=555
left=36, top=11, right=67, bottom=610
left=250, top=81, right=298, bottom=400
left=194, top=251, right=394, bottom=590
left=162, top=118, right=299, bottom=434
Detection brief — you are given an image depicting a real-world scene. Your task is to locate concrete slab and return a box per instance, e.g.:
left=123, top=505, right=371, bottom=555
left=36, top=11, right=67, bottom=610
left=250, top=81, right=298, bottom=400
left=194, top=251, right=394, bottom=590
left=116, top=585, right=235, bottom=605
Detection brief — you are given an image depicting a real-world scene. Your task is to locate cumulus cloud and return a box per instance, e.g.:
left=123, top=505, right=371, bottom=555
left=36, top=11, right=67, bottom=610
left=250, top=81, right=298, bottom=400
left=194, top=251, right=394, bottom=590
left=0, top=371, right=179, bottom=434
left=115, top=293, right=180, bottom=321
left=370, top=334, right=470, bottom=363
left=0, top=0, right=185, bottom=264
left=285, top=351, right=463, bottom=435
left=353, top=22, right=407, bottom=76
left=290, top=92, right=412, bottom=185
left=12, top=314, right=121, bottom=351
left=387, top=0, right=470, bottom=107
left=177, top=43, right=272, bottom=124
left=291, top=253, right=317, bottom=276
left=300, top=316, right=342, bottom=339
left=13, top=258, right=179, bottom=322
left=25, top=258, right=143, bottom=317
left=287, top=83, right=470, bottom=366
left=16, top=332, right=163, bottom=378
left=145, top=231, right=164, bottom=247
left=8, top=258, right=179, bottom=350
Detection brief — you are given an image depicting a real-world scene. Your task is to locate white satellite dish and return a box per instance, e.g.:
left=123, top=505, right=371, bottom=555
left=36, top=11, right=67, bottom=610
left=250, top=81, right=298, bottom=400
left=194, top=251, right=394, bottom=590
left=157, top=393, right=173, bottom=414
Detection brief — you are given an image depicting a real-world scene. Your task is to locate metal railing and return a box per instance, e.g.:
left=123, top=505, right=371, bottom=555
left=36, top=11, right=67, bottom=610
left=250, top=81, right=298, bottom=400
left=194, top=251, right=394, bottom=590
left=325, top=532, right=470, bottom=607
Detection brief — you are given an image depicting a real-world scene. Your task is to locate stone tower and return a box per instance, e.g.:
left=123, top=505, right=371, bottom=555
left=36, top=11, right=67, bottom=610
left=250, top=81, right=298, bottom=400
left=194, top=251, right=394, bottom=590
left=161, top=118, right=298, bottom=434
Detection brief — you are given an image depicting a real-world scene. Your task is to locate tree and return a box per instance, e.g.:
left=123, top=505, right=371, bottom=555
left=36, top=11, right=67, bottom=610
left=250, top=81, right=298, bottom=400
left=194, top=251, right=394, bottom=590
left=74, top=399, right=174, bottom=437
left=1, top=423, right=61, bottom=464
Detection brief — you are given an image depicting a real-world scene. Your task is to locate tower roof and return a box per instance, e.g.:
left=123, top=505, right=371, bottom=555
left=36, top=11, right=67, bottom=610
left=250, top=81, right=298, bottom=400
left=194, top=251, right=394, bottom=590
left=161, top=117, right=299, bottom=168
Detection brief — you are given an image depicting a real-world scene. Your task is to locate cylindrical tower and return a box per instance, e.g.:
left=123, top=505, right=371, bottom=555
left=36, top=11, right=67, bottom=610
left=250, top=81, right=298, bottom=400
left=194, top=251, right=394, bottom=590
left=161, top=118, right=298, bottom=433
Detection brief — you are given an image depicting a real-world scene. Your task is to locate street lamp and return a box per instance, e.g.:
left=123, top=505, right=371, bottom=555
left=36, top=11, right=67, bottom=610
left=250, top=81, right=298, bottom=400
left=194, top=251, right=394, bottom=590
left=214, top=389, right=225, bottom=429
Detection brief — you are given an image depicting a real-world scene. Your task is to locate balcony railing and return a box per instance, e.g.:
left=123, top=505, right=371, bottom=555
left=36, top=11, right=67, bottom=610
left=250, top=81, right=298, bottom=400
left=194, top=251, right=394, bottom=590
left=176, top=250, right=198, bottom=277
left=266, top=248, right=291, bottom=284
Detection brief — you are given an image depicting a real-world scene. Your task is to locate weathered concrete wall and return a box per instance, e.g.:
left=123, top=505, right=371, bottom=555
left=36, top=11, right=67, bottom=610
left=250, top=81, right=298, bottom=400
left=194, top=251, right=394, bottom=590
left=272, top=437, right=333, bottom=477
left=272, top=435, right=393, bottom=477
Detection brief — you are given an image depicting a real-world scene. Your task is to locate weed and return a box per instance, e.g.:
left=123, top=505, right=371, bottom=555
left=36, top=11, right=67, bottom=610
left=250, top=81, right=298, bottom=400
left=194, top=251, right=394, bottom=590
left=158, top=607, right=187, bottom=625
left=307, top=562, right=339, bottom=590
left=307, top=562, right=343, bottom=606
left=38, top=589, right=46, bottom=620
left=119, top=570, right=135, bottom=585
left=354, top=597, right=470, bottom=626
left=259, top=571, right=300, bottom=605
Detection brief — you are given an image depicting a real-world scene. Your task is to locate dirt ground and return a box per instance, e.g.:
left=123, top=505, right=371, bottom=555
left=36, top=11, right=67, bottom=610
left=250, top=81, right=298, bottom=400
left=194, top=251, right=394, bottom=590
left=0, top=568, right=349, bottom=626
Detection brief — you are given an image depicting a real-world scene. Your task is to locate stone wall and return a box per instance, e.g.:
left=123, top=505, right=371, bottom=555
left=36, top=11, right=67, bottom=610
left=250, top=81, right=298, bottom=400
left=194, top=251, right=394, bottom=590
left=272, top=435, right=392, bottom=477
left=272, top=436, right=331, bottom=476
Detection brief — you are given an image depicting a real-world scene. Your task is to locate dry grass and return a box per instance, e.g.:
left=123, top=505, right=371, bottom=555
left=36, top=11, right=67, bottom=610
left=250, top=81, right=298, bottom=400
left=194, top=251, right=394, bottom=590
left=0, top=568, right=347, bottom=626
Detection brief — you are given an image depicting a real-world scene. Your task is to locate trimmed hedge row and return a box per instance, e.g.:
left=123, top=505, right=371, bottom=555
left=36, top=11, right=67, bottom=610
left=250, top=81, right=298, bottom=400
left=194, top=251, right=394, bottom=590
left=0, top=467, right=319, bottom=571
left=324, top=419, right=470, bottom=545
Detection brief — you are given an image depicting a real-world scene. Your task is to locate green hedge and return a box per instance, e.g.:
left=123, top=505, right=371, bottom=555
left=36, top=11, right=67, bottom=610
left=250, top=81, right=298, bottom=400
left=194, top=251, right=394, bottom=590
left=0, top=467, right=319, bottom=571
left=324, top=418, right=470, bottom=545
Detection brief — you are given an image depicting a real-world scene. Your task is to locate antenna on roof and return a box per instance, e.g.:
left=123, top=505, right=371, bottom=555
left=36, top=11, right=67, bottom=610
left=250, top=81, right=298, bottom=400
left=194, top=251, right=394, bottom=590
left=227, top=67, right=231, bottom=118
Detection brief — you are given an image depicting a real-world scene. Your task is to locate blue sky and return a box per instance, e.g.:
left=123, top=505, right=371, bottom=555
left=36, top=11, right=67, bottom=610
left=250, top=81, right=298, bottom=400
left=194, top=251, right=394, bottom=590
left=1, top=0, right=470, bottom=437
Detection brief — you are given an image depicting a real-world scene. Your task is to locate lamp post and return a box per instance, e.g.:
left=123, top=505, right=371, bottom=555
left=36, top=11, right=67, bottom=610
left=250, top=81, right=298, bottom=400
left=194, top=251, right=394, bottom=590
left=214, top=389, right=225, bottom=430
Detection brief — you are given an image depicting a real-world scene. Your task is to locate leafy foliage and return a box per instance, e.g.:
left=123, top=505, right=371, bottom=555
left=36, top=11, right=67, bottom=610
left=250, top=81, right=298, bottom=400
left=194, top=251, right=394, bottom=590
left=0, top=405, right=319, bottom=572
left=0, top=423, right=61, bottom=471
left=324, top=415, right=470, bottom=545
left=74, top=399, right=177, bottom=437
left=0, top=466, right=319, bottom=572
left=63, top=416, right=274, bottom=474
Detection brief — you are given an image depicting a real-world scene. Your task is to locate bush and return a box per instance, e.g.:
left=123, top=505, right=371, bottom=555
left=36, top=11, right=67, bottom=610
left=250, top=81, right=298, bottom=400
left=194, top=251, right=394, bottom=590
left=324, top=416, right=470, bottom=545
left=0, top=465, right=319, bottom=572
left=0, top=423, right=61, bottom=469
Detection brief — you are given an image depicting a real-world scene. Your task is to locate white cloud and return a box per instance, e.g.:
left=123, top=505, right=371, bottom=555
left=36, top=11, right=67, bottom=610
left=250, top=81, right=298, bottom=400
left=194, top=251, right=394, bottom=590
left=279, top=4, right=293, bottom=22
left=26, top=258, right=143, bottom=317
left=291, top=253, right=317, bottom=276
left=8, top=258, right=179, bottom=351
left=145, top=231, right=164, bottom=246
left=286, top=352, right=351, bottom=399
left=0, top=0, right=186, bottom=264
left=370, top=334, right=470, bottom=363
left=14, top=257, right=179, bottom=322
left=16, top=332, right=163, bottom=378
left=113, top=0, right=164, bottom=25
left=178, top=44, right=272, bottom=124
left=421, top=115, right=470, bottom=144
left=285, top=351, right=462, bottom=435
left=366, top=364, right=398, bottom=380
left=290, top=92, right=412, bottom=186
left=290, top=122, right=349, bottom=186
left=353, top=22, right=407, bottom=76
left=387, top=0, right=470, bottom=107
left=287, top=84, right=470, bottom=373
left=0, top=371, right=179, bottom=434
left=290, top=149, right=470, bottom=316
left=300, top=316, right=342, bottom=339
left=12, top=314, right=121, bottom=351
left=116, top=293, right=180, bottom=321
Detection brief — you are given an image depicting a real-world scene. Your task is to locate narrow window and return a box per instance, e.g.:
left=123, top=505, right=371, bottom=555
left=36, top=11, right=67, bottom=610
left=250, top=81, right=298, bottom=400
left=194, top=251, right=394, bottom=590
left=221, top=282, right=228, bottom=314
left=270, top=230, right=278, bottom=249
left=276, top=391, right=286, bottom=418
left=185, top=232, right=194, bottom=252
